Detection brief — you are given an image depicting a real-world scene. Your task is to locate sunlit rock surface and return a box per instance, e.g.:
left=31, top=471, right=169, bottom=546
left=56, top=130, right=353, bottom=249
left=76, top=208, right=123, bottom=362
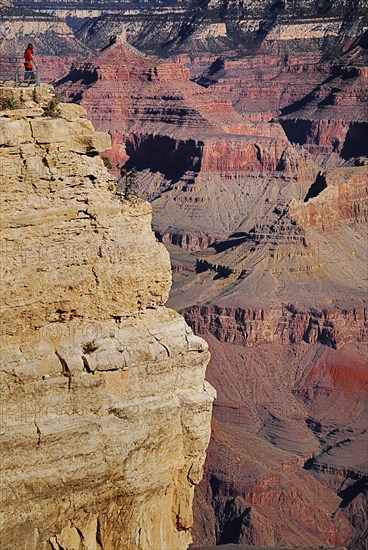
left=0, top=85, right=215, bottom=550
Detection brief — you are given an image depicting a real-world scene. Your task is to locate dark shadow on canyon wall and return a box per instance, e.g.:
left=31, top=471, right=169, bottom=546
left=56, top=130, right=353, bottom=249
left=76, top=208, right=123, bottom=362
left=124, top=134, right=203, bottom=182
left=341, top=123, right=368, bottom=159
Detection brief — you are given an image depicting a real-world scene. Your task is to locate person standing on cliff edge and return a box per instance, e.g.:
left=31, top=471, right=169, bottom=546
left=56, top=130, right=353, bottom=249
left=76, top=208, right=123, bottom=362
left=24, top=43, right=37, bottom=83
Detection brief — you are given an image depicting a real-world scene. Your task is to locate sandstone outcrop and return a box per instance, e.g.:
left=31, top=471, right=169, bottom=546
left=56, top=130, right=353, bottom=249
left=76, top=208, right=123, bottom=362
left=0, top=86, right=215, bottom=550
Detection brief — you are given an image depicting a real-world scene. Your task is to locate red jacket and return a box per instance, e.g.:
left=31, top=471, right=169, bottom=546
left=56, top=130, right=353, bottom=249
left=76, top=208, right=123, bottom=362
left=24, top=49, right=33, bottom=69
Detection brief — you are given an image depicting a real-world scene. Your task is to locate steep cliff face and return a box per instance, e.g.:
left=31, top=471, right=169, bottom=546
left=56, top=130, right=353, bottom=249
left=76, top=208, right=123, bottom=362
left=56, top=38, right=314, bottom=248
left=290, top=165, right=368, bottom=229
left=184, top=305, right=367, bottom=350
left=280, top=65, right=368, bottom=165
left=194, top=55, right=331, bottom=122
left=2, top=2, right=366, bottom=546
left=52, top=29, right=368, bottom=548
left=0, top=85, right=215, bottom=550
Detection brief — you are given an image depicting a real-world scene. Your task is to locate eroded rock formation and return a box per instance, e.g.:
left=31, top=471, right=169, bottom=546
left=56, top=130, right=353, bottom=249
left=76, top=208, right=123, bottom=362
left=57, top=38, right=315, bottom=249
left=280, top=64, right=368, bottom=166
left=184, top=305, right=367, bottom=350
left=48, top=22, right=368, bottom=549
left=190, top=335, right=367, bottom=549
left=168, top=158, right=368, bottom=548
left=65, top=0, right=367, bottom=126
left=0, top=85, right=215, bottom=550
left=2, top=1, right=366, bottom=546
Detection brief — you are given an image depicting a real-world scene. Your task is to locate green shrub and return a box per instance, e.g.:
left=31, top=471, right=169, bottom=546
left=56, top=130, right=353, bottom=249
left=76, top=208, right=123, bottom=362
left=43, top=97, right=61, bottom=118
left=121, top=169, right=138, bottom=200
left=0, top=94, right=19, bottom=110
left=102, top=156, right=113, bottom=169
left=43, top=92, right=65, bottom=118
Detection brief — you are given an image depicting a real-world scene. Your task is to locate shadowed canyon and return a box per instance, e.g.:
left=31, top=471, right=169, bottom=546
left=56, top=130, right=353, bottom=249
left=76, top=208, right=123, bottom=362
left=0, top=0, right=367, bottom=549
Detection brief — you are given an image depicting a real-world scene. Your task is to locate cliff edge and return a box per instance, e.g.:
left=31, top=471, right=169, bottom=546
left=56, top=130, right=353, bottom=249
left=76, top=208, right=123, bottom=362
left=0, top=85, right=215, bottom=550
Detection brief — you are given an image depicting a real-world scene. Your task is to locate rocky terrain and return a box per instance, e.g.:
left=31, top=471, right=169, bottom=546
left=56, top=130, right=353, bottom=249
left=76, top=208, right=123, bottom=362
left=280, top=63, right=368, bottom=167
left=0, top=84, right=215, bottom=550
left=56, top=37, right=368, bottom=548
left=0, top=1, right=367, bottom=549
left=69, top=0, right=367, bottom=55
left=189, top=336, right=367, bottom=548
left=57, top=36, right=318, bottom=250
left=167, top=118, right=367, bottom=549
left=165, top=142, right=368, bottom=549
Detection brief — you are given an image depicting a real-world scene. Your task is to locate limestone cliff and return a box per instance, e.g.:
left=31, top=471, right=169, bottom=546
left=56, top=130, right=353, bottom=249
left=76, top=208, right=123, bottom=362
left=0, top=85, right=215, bottom=550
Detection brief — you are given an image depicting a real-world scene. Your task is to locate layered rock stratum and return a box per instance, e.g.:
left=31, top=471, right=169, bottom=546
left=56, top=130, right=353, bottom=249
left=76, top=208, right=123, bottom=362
left=0, top=85, right=215, bottom=550
left=57, top=37, right=316, bottom=248
left=1, top=1, right=367, bottom=548
left=52, top=26, right=367, bottom=550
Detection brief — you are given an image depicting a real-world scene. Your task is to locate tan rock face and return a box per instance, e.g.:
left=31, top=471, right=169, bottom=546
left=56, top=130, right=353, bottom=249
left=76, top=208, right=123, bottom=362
left=0, top=86, right=215, bottom=550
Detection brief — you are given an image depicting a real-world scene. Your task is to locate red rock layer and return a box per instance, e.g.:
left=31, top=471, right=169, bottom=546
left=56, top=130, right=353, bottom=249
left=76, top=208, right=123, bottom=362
left=200, top=138, right=307, bottom=178
left=280, top=65, right=368, bottom=162
left=190, top=54, right=331, bottom=121
left=184, top=305, right=368, bottom=350
left=158, top=229, right=220, bottom=252
left=59, top=39, right=309, bottom=183
left=192, top=335, right=368, bottom=549
left=290, top=166, right=368, bottom=230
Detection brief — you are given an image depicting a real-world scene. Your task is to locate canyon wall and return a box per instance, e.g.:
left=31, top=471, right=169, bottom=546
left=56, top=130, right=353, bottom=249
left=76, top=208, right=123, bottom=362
left=280, top=65, right=368, bottom=166
left=2, top=3, right=365, bottom=547
left=184, top=305, right=367, bottom=350
left=56, top=38, right=315, bottom=247
left=190, top=334, right=367, bottom=549
left=53, top=29, right=368, bottom=549
left=0, top=85, right=215, bottom=550
left=290, top=165, right=368, bottom=229
left=172, top=160, right=368, bottom=549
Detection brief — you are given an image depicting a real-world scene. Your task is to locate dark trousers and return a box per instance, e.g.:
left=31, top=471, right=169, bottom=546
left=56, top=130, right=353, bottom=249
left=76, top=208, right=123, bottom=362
left=24, top=69, right=36, bottom=82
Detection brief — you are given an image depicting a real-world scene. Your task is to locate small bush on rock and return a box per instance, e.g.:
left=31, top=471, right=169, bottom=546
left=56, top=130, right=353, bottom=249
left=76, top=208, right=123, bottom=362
left=121, top=169, right=138, bottom=200
left=0, top=94, right=19, bottom=110
left=102, top=156, right=113, bottom=169
left=43, top=92, right=65, bottom=118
